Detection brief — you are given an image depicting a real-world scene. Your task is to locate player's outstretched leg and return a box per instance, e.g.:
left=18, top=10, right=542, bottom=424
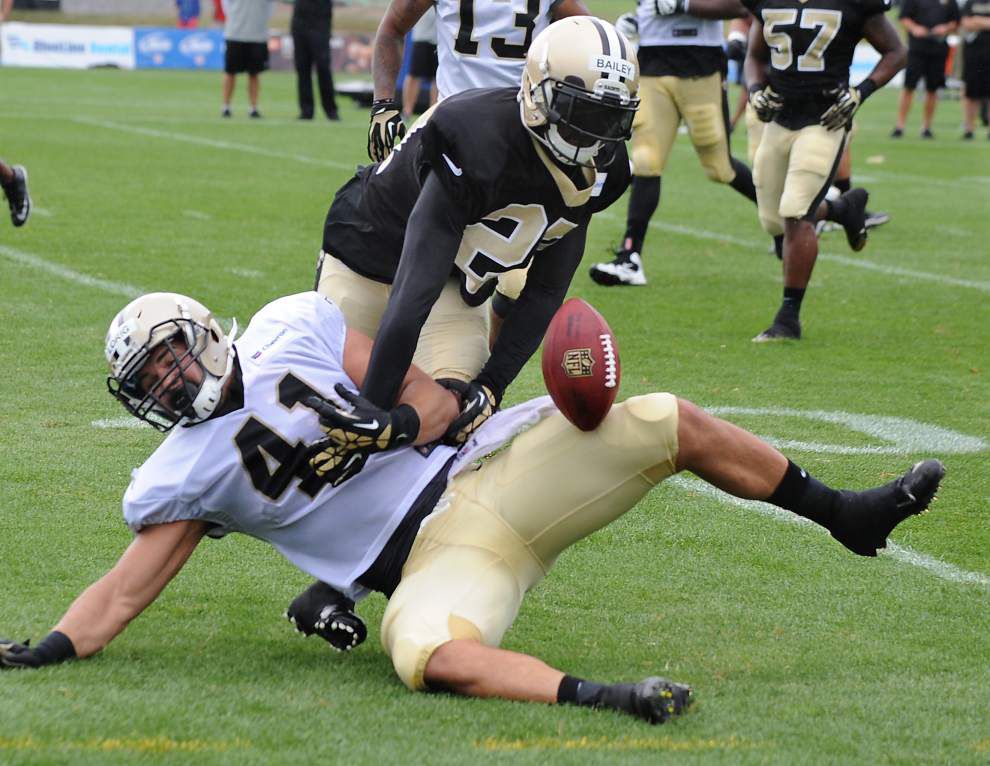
left=828, top=187, right=869, bottom=251
left=422, top=639, right=693, bottom=725
left=676, top=401, right=945, bottom=555
left=1, top=164, right=31, bottom=227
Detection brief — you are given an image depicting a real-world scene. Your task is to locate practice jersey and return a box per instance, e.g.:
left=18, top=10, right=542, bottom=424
left=744, top=0, right=890, bottom=122
left=323, top=87, right=630, bottom=307
left=962, top=0, right=990, bottom=52
left=434, top=0, right=559, bottom=98
left=635, top=0, right=726, bottom=77
left=122, top=292, right=457, bottom=595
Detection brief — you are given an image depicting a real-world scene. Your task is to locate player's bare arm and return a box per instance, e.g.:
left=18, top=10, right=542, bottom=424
left=861, top=14, right=907, bottom=88
left=550, top=0, right=590, bottom=20
left=372, top=0, right=434, bottom=99
left=1, top=520, right=206, bottom=667
left=962, top=13, right=990, bottom=30
left=0, top=0, right=13, bottom=22
left=743, top=19, right=770, bottom=86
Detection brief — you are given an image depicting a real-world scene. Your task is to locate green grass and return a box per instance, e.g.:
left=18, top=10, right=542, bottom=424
left=1, top=67, right=989, bottom=764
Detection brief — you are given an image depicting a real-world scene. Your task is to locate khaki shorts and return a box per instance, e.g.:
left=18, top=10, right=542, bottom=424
left=316, top=251, right=490, bottom=383
left=631, top=72, right=735, bottom=182
left=752, top=122, right=846, bottom=236
left=380, top=393, right=680, bottom=690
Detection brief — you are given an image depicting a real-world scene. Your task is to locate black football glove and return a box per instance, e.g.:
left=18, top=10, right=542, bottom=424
left=367, top=98, right=406, bottom=162
left=305, top=386, right=419, bottom=481
left=820, top=85, right=864, bottom=131
left=1, top=632, right=75, bottom=669
left=285, top=582, right=368, bottom=653
left=749, top=84, right=785, bottom=123
left=438, top=379, right=498, bottom=447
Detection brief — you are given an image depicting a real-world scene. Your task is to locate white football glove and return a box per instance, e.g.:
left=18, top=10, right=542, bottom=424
left=615, top=12, right=640, bottom=46
left=749, top=84, right=785, bottom=123
left=652, top=0, right=687, bottom=16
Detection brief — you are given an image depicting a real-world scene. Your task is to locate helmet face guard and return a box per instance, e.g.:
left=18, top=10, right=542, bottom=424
left=107, top=318, right=211, bottom=432
left=539, top=78, right=638, bottom=165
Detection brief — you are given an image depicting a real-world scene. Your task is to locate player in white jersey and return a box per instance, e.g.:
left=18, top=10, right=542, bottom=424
left=1, top=289, right=946, bottom=725
left=366, top=0, right=590, bottom=162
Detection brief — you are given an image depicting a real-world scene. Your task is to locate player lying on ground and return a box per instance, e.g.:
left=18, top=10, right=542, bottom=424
left=0, top=291, right=945, bottom=725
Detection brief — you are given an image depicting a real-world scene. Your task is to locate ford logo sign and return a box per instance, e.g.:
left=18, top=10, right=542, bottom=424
left=139, top=32, right=173, bottom=55
left=179, top=34, right=214, bottom=56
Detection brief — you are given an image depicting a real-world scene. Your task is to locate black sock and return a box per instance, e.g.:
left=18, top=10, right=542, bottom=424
left=623, top=176, right=661, bottom=254
left=773, top=235, right=784, bottom=260
left=557, top=675, right=606, bottom=707
left=728, top=157, right=757, bottom=203
left=766, top=460, right=840, bottom=528
left=781, top=287, right=805, bottom=316
left=834, top=177, right=851, bottom=194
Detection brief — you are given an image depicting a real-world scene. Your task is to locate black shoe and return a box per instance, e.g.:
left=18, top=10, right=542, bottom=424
left=326, top=111, right=341, bottom=122
left=864, top=210, right=891, bottom=230
left=836, top=188, right=869, bottom=252
left=921, top=128, right=934, bottom=139
left=249, top=109, right=262, bottom=119
left=3, top=165, right=31, bottom=228
left=753, top=315, right=801, bottom=343
left=297, top=113, right=314, bottom=121
left=830, top=460, right=945, bottom=557
left=221, top=106, right=231, bottom=118
left=890, top=127, right=903, bottom=138
left=599, top=677, right=693, bottom=724
left=963, top=131, right=974, bottom=140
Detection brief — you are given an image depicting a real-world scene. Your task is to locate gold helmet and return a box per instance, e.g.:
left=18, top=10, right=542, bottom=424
left=105, top=292, right=237, bottom=431
left=519, top=16, right=639, bottom=167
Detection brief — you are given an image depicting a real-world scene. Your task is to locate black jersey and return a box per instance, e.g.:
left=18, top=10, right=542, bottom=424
left=962, top=0, right=990, bottom=55
left=322, top=87, right=630, bottom=407
left=901, top=0, right=961, bottom=53
left=744, top=0, right=890, bottom=126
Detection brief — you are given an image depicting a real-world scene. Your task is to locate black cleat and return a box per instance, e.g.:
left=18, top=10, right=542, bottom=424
left=864, top=210, right=891, bottom=230
left=753, top=316, right=801, bottom=343
left=836, top=188, right=869, bottom=252
left=599, top=677, right=694, bottom=724
left=830, top=460, right=946, bottom=556
left=921, top=128, right=934, bottom=139
left=890, top=127, right=903, bottom=138
left=3, top=165, right=31, bottom=227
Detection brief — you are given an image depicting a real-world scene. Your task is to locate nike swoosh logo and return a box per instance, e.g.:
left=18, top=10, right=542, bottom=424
left=355, top=419, right=379, bottom=430
left=442, top=153, right=463, bottom=177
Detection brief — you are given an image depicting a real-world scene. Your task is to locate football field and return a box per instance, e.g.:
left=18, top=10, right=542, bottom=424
left=1, top=67, right=988, bottom=763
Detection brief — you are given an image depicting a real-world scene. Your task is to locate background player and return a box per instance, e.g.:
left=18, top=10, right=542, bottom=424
left=588, top=0, right=762, bottom=287
left=1, top=159, right=30, bottom=228
left=961, top=0, right=990, bottom=139
left=744, top=0, right=905, bottom=341
left=366, top=0, right=590, bottom=162
left=0, top=289, right=945, bottom=727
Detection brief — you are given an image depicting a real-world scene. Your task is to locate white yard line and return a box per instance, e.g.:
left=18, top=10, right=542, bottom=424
left=596, top=213, right=990, bottom=293
left=669, top=475, right=990, bottom=588
left=31, top=207, right=54, bottom=218
left=183, top=209, right=212, bottom=221
left=73, top=117, right=353, bottom=171
left=91, top=416, right=151, bottom=430
left=0, top=244, right=142, bottom=298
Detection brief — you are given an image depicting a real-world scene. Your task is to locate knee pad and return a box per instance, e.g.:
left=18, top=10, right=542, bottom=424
left=631, top=141, right=664, bottom=177
left=699, top=146, right=736, bottom=183
left=759, top=209, right=785, bottom=237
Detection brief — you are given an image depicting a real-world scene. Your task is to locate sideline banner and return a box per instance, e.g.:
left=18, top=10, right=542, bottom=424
left=134, top=28, right=225, bottom=70
left=1, top=22, right=135, bottom=69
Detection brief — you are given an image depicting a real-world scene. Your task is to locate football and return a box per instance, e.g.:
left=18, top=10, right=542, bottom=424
left=541, top=298, right=620, bottom=431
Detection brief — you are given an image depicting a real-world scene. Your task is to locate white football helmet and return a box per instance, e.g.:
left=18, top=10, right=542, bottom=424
left=519, top=17, right=640, bottom=168
left=105, top=292, right=237, bottom=431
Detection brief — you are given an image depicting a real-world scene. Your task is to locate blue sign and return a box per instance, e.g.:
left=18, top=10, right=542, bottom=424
left=134, top=28, right=225, bottom=70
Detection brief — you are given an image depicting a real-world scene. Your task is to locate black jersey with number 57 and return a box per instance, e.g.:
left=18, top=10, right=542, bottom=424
left=743, top=0, right=891, bottom=100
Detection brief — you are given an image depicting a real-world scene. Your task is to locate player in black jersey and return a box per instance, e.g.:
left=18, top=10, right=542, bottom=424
left=317, top=16, right=636, bottom=426
left=743, top=0, right=904, bottom=341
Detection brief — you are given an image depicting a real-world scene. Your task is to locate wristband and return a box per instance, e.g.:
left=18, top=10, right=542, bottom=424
left=33, top=631, right=76, bottom=666
left=371, top=98, right=400, bottom=110
left=391, top=404, right=420, bottom=446
left=491, top=290, right=516, bottom=320
left=855, top=79, right=878, bottom=101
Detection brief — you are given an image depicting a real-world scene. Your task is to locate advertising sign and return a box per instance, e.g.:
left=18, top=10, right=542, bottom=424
left=0, top=22, right=134, bottom=69
left=134, top=28, right=225, bottom=70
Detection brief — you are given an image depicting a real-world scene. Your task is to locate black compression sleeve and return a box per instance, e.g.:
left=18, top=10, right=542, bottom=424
left=360, top=173, right=468, bottom=408
left=475, top=226, right=587, bottom=397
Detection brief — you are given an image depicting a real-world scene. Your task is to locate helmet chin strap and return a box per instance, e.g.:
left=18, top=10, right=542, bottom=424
left=185, top=318, right=238, bottom=425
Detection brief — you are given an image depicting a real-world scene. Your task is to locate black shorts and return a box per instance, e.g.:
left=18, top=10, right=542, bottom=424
left=963, top=49, right=990, bottom=99
left=409, top=41, right=438, bottom=80
left=904, top=48, right=948, bottom=91
left=225, top=40, right=270, bottom=75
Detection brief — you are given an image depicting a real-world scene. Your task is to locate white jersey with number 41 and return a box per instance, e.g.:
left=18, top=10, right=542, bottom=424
left=435, top=0, right=559, bottom=98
